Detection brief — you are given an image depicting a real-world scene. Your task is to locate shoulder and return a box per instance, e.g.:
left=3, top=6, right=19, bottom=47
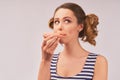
left=93, top=54, right=108, bottom=80
left=96, top=54, right=108, bottom=66
left=95, top=54, right=108, bottom=70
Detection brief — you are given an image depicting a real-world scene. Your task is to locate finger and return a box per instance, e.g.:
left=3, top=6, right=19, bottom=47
left=43, top=34, right=59, bottom=44
left=47, top=37, right=58, bottom=48
left=42, top=34, right=56, bottom=48
left=43, top=34, right=54, bottom=44
left=43, top=33, right=53, bottom=38
left=42, top=33, right=64, bottom=48
left=42, top=38, right=60, bottom=54
left=45, top=37, right=57, bottom=48
left=49, top=38, right=60, bottom=51
left=41, top=40, right=46, bottom=49
left=43, top=32, right=62, bottom=38
left=42, top=37, right=56, bottom=51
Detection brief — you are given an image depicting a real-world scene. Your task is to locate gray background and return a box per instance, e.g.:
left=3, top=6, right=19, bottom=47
left=0, top=0, right=119, bottom=80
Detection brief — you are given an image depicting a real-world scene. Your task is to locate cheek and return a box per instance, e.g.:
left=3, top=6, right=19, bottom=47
left=53, top=28, right=57, bottom=33
left=67, top=26, right=77, bottom=35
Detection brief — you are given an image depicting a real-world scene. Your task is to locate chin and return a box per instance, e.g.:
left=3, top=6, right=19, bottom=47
left=59, top=38, right=64, bottom=43
left=59, top=39, right=67, bottom=44
left=59, top=39, right=63, bottom=44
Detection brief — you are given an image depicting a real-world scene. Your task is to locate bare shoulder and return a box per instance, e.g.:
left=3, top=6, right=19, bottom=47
left=96, top=54, right=108, bottom=65
left=93, top=54, right=108, bottom=80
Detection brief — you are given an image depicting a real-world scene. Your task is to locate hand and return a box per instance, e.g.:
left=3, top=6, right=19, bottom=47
left=41, top=33, right=60, bottom=61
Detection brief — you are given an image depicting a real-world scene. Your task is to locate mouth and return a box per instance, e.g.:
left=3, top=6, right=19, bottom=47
left=59, top=33, right=66, bottom=36
left=57, top=33, right=67, bottom=38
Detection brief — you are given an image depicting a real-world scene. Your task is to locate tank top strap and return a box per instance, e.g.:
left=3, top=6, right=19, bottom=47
left=73, top=53, right=98, bottom=80
left=50, top=54, right=59, bottom=77
left=82, top=53, right=98, bottom=74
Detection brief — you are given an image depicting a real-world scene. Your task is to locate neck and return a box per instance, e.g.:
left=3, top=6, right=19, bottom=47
left=62, top=39, right=89, bottom=58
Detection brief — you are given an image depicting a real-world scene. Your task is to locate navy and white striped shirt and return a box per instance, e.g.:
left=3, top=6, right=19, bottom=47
left=50, top=53, right=98, bottom=80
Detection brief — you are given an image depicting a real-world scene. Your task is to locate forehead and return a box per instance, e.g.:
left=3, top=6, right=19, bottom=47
left=54, top=8, right=76, bottom=19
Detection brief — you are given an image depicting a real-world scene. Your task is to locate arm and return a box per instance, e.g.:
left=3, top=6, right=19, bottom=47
left=38, top=60, right=51, bottom=80
left=38, top=33, right=60, bottom=80
left=93, top=55, right=108, bottom=80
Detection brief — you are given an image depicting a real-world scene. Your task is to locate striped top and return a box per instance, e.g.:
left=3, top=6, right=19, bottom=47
left=50, top=53, right=98, bottom=80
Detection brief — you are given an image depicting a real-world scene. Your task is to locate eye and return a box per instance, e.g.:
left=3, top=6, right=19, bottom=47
left=54, top=20, right=60, bottom=25
left=64, top=19, right=71, bottom=24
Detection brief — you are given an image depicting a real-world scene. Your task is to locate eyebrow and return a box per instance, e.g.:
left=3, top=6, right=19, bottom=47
left=54, top=16, right=72, bottom=20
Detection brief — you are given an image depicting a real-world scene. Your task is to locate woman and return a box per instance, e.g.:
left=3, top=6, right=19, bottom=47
left=38, top=2, right=108, bottom=80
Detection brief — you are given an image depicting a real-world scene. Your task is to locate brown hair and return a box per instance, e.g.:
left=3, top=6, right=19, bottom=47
left=48, top=3, right=99, bottom=46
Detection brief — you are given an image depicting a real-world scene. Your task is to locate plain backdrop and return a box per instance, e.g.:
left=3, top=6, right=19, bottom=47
left=0, top=0, right=120, bottom=80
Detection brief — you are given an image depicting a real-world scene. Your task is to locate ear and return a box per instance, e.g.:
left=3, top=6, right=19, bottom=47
left=77, top=24, right=84, bottom=32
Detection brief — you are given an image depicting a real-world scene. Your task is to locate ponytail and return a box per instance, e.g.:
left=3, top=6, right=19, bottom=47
left=48, top=17, right=54, bottom=29
left=79, top=14, right=99, bottom=46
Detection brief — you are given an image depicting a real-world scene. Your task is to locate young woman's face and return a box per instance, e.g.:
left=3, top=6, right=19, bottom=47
left=53, top=8, right=82, bottom=44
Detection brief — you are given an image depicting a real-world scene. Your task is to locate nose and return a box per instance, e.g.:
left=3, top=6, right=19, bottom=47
left=57, top=23, right=63, bottom=31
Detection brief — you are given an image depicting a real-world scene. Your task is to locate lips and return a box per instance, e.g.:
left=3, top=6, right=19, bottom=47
left=56, top=33, right=67, bottom=38
left=59, top=33, right=66, bottom=36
